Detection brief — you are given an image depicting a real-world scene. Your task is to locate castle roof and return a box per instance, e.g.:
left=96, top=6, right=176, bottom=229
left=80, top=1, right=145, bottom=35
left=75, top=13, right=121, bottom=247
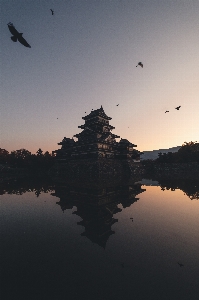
left=82, top=106, right=112, bottom=121
left=119, top=139, right=137, bottom=147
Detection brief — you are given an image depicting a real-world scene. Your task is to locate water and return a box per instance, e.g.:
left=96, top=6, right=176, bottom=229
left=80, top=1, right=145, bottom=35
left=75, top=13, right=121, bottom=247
left=0, top=178, right=199, bottom=300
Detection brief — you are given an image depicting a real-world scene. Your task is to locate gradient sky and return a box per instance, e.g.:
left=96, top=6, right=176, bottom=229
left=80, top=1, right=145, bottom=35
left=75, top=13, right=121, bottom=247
left=1, top=0, right=199, bottom=154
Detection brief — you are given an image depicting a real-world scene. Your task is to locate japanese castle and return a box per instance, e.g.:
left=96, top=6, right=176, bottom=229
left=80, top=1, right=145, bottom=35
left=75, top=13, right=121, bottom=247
left=54, top=106, right=142, bottom=161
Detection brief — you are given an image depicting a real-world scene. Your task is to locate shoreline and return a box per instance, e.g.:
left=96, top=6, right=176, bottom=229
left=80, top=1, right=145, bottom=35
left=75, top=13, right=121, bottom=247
left=1, top=161, right=199, bottom=183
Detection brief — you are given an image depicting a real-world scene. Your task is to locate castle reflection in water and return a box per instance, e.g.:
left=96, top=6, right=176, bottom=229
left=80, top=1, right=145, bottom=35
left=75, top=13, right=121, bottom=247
left=1, top=173, right=199, bottom=300
left=51, top=180, right=146, bottom=248
left=1, top=175, right=198, bottom=249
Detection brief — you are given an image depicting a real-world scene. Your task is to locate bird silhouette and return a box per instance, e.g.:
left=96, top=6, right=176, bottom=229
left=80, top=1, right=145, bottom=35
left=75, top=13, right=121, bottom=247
left=116, top=104, right=119, bottom=106
left=165, top=111, right=169, bottom=113
left=175, top=106, right=181, bottom=110
left=177, top=262, right=184, bottom=267
left=136, top=62, right=143, bottom=68
left=50, top=9, right=54, bottom=15
left=7, top=22, right=31, bottom=48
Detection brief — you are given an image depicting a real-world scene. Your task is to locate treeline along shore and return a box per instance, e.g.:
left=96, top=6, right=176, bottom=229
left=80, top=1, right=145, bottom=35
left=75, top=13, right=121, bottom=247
left=142, top=141, right=199, bottom=180
left=0, top=148, right=55, bottom=181
left=0, top=141, right=199, bottom=181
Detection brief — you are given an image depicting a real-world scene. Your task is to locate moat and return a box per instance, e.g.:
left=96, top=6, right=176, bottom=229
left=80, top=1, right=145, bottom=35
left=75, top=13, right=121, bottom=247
left=1, top=177, right=199, bottom=300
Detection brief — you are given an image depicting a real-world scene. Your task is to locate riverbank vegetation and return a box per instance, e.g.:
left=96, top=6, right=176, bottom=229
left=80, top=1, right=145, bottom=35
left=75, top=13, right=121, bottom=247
left=0, top=148, right=55, bottom=170
left=142, top=141, right=199, bottom=180
left=142, top=141, right=199, bottom=166
left=156, top=141, right=199, bottom=163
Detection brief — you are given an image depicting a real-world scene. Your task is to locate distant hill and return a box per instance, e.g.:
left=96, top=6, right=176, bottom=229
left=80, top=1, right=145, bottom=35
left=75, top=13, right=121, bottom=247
left=141, top=146, right=181, bottom=160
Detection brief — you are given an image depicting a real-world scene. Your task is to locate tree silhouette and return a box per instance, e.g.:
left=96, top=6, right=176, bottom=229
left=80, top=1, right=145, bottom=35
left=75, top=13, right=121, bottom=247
left=36, top=148, right=43, bottom=156
left=0, top=147, right=55, bottom=171
left=0, top=148, right=9, bottom=164
left=10, top=149, right=31, bottom=167
left=156, top=142, right=199, bottom=163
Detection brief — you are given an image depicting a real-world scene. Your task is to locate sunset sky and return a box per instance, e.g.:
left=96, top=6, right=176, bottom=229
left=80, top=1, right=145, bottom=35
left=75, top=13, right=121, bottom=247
left=1, top=0, right=198, bottom=154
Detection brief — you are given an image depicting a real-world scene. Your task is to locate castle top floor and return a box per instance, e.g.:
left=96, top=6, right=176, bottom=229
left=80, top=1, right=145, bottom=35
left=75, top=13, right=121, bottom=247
left=82, top=106, right=112, bottom=122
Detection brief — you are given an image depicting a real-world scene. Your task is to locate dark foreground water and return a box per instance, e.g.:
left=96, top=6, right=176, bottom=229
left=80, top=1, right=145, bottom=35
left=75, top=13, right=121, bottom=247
left=0, top=178, right=199, bottom=300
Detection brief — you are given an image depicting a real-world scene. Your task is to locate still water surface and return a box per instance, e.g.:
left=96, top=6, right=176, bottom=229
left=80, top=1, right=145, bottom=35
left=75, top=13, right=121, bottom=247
left=1, top=179, right=199, bottom=300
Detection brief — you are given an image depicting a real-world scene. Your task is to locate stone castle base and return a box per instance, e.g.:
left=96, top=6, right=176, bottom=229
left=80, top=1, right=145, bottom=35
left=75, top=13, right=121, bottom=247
left=49, top=159, right=144, bottom=182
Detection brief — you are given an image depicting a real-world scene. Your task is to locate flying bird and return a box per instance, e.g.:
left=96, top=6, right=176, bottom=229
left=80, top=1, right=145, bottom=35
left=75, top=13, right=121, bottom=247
left=165, top=111, right=169, bottom=113
left=116, top=104, right=119, bottom=106
left=136, top=62, right=143, bottom=68
left=177, top=262, right=184, bottom=267
left=50, top=9, right=54, bottom=15
left=7, top=22, right=31, bottom=48
left=175, top=106, right=181, bottom=110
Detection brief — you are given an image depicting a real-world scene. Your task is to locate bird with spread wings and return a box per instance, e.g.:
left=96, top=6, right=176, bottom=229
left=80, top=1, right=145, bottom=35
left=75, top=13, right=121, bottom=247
left=7, top=22, right=31, bottom=48
left=136, top=62, right=143, bottom=68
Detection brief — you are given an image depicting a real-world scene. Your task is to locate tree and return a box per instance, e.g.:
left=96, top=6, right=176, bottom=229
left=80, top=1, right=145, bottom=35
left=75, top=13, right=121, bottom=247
left=10, top=149, right=31, bottom=167
left=155, top=141, right=199, bottom=163
left=36, top=148, right=43, bottom=156
left=177, top=141, right=199, bottom=162
left=0, top=148, right=9, bottom=164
